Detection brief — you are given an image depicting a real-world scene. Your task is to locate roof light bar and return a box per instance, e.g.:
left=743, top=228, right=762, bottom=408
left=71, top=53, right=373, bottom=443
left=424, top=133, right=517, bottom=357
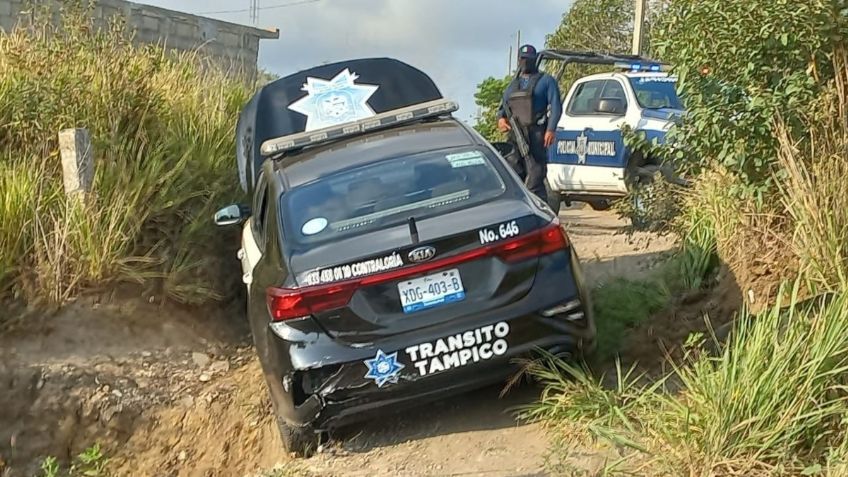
left=613, top=61, right=670, bottom=72
left=261, top=99, right=459, bottom=156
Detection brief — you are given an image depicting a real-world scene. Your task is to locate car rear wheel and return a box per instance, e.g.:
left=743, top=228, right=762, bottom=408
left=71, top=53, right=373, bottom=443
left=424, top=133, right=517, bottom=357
left=276, top=417, right=321, bottom=457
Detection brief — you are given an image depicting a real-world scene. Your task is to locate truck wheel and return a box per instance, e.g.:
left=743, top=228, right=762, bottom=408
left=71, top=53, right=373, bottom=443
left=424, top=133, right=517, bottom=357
left=276, top=417, right=321, bottom=457
left=588, top=200, right=611, bottom=211
left=630, top=195, right=649, bottom=229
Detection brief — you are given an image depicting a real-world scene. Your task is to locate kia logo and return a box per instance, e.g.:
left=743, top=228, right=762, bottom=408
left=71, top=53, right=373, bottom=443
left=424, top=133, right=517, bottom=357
left=408, top=246, right=436, bottom=263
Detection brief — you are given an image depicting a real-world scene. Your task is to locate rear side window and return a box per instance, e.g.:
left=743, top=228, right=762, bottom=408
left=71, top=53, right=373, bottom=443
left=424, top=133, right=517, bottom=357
left=601, top=80, right=628, bottom=105
left=282, top=147, right=507, bottom=245
left=567, top=80, right=606, bottom=115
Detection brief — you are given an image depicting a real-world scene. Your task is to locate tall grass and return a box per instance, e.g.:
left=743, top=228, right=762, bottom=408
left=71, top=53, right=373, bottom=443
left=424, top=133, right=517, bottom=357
left=0, top=4, right=250, bottom=305
left=653, top=289, right=848, bottom=475
left=528, top=288, right=848, bottom=476
left=776, top=54, right=848, bottom=293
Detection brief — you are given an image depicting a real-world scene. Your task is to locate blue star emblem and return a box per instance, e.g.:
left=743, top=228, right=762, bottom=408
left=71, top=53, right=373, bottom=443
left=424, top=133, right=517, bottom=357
left=364, top=349, right=405, bottom=387
left=288, top=68, right=379, bottom=132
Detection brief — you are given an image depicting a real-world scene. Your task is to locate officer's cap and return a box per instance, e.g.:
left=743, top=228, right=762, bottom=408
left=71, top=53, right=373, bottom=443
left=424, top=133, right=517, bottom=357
left=518, top=44, right=538, bottom=59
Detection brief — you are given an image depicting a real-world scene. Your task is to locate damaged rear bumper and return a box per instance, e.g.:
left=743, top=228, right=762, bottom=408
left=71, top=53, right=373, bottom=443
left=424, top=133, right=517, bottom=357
left=270, top=316, right=594, bottom=431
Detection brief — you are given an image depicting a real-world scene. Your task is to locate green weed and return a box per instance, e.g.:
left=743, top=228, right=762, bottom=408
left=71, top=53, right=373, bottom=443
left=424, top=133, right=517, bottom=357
left=591, top=277, right=672, bottom=361
left=39, top=444, right=108, bottom=477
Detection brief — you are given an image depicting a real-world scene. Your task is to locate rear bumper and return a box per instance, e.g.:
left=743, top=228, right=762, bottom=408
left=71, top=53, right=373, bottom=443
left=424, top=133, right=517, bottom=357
left=547, top=163, right=628, bottom=196
left=261, top=249, right=595, bottom=431
left=326, top=315, right=590, bottom=430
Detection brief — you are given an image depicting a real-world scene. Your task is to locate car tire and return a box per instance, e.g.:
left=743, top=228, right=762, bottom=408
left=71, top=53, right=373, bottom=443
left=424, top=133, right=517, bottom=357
left=588, top=200, right=611, bottom=211
left=628, top=168, right=661, bottom=229
left=629, top=186, right=654, bottom=229
left=276, top=417, right=321, bottom=457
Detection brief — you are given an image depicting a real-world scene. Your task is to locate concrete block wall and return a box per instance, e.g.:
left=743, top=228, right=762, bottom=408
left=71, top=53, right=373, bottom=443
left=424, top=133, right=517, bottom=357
left=0, top=0, right=279, bottom=80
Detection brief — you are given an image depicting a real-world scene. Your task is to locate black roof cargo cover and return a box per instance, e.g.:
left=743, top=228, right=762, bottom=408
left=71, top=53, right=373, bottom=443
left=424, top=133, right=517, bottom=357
left=236, top=58, right=444, bottom=192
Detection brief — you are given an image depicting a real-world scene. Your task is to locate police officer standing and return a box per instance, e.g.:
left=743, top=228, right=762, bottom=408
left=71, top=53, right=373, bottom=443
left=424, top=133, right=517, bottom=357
left=497, top=44, right=562, bottom=201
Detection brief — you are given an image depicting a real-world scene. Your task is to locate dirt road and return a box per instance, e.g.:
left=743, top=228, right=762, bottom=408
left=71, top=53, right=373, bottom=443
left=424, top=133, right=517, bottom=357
left=0, top=205, right=676, bottom=477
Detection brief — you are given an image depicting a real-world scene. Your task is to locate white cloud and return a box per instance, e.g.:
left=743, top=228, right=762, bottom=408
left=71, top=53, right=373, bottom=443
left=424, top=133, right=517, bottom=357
left=140, top=0, right=571, bottom=122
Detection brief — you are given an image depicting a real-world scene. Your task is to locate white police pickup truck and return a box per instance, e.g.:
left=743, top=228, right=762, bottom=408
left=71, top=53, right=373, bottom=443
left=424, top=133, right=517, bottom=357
left=537, top=51, right=685, bottom=211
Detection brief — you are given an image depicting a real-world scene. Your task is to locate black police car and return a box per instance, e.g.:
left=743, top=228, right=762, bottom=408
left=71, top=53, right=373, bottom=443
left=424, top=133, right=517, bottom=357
left=214, top=58, right=596, bottom=455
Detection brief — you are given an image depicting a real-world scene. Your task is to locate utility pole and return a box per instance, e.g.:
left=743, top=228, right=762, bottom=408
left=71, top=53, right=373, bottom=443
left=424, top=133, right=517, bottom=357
left=508, top=45, right=513, bottom=75
left=250, top=0, right=259, bottom=25
left=631, top=0, right=646, bottom=55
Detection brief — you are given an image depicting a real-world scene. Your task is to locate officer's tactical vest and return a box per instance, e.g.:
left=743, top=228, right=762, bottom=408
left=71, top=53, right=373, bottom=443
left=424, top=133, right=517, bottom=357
left=507, top=73, right=543, bottom=128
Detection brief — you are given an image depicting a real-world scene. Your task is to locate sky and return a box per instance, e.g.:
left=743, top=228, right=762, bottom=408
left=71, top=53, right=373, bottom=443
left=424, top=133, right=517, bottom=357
left=138, top=0, right=572, bottom=124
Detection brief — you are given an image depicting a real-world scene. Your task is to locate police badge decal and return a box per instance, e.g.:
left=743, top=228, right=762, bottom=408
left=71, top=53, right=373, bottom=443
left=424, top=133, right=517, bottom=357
left=288, top=68, right=379, bottom=131
left=576, top=132, right=589, bottom=164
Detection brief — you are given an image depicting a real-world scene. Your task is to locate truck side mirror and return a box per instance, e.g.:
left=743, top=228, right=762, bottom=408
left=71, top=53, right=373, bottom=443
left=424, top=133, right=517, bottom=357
left=596, top=98, right=626, bottom=116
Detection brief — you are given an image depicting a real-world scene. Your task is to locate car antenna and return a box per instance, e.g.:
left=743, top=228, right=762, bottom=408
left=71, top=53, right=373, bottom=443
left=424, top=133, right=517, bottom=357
left=408, top=217, right=420, bottom=245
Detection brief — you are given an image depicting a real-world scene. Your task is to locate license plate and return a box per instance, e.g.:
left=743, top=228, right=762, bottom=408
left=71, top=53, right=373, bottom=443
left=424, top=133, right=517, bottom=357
left=398, top=269, right=466, bottom=314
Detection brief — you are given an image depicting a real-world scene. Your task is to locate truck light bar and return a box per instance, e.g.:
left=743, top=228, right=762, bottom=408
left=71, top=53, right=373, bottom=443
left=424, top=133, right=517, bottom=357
left=613, top=61, right=670, bottom=72
left=261, top=99, right=459, bottom=156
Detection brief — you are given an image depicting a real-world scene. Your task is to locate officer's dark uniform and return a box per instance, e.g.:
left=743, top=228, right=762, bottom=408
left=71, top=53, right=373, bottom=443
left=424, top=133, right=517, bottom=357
left=497, top=45, right=563, bottom=200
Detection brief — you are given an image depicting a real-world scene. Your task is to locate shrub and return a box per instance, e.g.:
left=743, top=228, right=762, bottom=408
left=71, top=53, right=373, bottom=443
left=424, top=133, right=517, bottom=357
left=653, top=0, right=848, bottom=197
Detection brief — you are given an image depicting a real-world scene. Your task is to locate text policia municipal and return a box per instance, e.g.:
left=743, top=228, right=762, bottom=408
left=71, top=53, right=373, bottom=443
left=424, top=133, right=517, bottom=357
left=405, top=322, right=510, bottom=376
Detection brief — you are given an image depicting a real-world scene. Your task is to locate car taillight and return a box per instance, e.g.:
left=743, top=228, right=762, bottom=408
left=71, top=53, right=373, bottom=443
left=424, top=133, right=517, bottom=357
left=267, top=283, right=357, bottom=321
left=492, top=221, right=569, bottom=262
left=266, top=220, right=570, bottom=322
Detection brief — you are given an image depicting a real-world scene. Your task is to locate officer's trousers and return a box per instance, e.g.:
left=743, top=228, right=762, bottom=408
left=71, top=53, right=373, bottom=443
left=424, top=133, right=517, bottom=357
left=508, top=126, right=548, bottom=201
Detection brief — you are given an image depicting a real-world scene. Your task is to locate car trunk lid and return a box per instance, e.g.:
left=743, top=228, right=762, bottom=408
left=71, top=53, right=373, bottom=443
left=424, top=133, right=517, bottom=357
left=270, top=200, right=568, bottom=345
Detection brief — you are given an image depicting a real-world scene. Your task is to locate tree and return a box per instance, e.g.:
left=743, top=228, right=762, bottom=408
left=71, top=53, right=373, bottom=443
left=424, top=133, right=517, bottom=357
left=544, top=0, right=664, bottom=93
left=473, top=75, right=511, bottom=142
left=472, top=0, right=665, bottom=143
left=546, top=0, right=634, bottom=54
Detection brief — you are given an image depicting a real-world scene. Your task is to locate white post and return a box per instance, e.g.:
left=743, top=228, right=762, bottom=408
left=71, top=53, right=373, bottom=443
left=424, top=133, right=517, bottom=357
left=58, top=128, right=94, bottom=200
left=632, top=0, right=647, bottom=55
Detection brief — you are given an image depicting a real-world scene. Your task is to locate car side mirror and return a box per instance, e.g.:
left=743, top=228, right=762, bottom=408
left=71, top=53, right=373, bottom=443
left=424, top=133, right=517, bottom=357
left=214, top=204, right=250, bottom=226
left=596, top=98, right=626, bottom=116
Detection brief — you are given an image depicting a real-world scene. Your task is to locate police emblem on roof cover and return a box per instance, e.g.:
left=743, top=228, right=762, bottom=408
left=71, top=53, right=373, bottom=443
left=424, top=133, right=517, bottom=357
left=288, top=68, right=379, bottom=132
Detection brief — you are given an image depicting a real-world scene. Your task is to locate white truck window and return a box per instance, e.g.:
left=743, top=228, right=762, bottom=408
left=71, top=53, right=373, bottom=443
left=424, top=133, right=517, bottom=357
left=600, top=80, right=628, bottom=106
left=567, top=79, right=628, bottom=116
left=566, top=80, right=606, bottom=115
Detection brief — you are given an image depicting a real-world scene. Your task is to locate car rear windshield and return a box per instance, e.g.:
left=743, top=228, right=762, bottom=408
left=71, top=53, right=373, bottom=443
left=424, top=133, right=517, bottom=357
left=282, top=147, right=508, bottom=246
left=628, top=76, right=682, bottom=110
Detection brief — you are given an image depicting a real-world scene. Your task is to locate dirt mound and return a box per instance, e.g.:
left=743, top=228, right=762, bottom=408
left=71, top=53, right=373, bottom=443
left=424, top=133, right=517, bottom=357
left=0, top=297, right=288, bottom=477
left=109, top=360, right=284, bottom=477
